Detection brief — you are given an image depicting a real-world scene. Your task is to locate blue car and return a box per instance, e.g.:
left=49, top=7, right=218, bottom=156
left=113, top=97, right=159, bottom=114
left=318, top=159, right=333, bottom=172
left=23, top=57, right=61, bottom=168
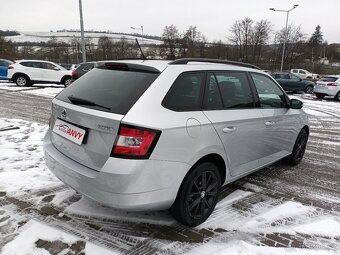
left=0, top=59, right=14, bottom=80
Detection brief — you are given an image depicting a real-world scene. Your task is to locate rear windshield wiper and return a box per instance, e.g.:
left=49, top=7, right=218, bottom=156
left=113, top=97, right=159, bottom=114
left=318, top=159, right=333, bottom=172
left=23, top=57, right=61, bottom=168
left=68, top=96, right=111, bottom=111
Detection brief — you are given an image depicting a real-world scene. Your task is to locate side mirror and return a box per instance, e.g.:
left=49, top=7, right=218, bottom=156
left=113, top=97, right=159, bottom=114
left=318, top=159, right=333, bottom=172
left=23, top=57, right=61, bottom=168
left=53, top=67, right=60, bottom=71
left=290, top=99, right=303, bottom=109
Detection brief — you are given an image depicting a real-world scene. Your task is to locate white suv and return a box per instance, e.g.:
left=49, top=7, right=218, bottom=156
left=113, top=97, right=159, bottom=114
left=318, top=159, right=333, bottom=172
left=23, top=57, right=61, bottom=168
left=44, top=58, right=309, bottom=226
left=290, top=69, right=319, bottom=80
left=8, top=60, right=72, bottom=87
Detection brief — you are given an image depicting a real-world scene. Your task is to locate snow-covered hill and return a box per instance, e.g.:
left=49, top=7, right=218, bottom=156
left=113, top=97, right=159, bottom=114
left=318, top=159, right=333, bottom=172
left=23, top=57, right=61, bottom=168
left=5, top=31, right=163, bottom=45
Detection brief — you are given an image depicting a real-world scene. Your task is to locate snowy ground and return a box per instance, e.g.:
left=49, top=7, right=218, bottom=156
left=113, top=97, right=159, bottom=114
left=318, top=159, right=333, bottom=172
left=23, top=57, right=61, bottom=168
left=0, top=82, right=339, bottom=254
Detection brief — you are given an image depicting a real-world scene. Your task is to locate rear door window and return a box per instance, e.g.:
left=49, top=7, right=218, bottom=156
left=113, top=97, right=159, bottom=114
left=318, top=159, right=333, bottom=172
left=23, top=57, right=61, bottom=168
left=21, top=62, right=43, bottom=69
left=56, top=66, right=159, bottom=115
left=204, top=72, right=254, bottom=110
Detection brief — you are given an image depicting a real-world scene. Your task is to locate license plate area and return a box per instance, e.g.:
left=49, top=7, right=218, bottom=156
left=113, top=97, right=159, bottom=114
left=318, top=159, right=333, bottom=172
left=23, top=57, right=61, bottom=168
left=53, top=119, right=87, bottom=145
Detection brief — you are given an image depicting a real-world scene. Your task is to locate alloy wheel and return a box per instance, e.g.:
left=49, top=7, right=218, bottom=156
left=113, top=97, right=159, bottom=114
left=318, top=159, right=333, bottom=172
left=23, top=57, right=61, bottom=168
left=187, top=170, right=219, bottom=220
left=294, top=132, right=307, bottom=162
left=17, top=77, right=27, bottom=86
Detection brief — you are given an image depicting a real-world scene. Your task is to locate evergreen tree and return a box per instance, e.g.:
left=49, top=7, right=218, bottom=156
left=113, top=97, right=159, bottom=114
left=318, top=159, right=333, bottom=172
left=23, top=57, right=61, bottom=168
left=309, top=25, right=323, bottom=61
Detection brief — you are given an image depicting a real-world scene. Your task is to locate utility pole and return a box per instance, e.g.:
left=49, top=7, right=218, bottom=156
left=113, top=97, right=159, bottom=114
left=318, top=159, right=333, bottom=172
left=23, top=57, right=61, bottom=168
left=270, top=4, right=298, bottom=72
left=79, top=0, right=86, bottom=63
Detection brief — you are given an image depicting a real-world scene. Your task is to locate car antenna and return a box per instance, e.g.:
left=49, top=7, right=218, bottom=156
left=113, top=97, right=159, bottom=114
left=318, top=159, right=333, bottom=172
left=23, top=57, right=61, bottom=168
left=135, top=38, right=146, bottom=60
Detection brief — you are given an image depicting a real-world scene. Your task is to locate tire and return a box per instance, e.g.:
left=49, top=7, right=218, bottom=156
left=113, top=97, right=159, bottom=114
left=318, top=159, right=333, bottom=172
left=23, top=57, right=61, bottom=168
left=62, top=76, right=72, bottom=87
left=15, top=75, right=30, bottom=87
left=315, top=93, right=325, bottom=99
left=305, top=86, right=313, bottom=94
left=285, top=129, right=308, bottom=166
left=335, top=91, right=340, bottom=101
left=170, top=162, right=221, bottom=227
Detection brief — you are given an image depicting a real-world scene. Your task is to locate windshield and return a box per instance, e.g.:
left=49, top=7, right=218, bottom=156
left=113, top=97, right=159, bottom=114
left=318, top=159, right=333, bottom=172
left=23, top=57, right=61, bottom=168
left=56, top=67, right=159, bottom=115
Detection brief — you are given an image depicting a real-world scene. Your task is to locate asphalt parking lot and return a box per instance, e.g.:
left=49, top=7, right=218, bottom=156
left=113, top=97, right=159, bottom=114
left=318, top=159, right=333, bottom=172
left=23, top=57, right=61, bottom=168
left=0, top=84, right=339, bottom=254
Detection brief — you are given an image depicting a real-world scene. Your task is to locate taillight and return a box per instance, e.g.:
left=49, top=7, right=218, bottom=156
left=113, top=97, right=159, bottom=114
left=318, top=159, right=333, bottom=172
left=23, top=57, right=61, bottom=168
left=8, top=66, right=14, bottom=69
left=111, top=124, right=161, bottom=159
left=327, top=82, right=337, bottom=86
left=72, top=71, right=77, bottom=78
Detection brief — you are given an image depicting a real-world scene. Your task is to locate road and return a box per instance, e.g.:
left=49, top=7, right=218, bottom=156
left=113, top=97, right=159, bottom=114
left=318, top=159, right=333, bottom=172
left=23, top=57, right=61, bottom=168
left=0, top=87, right=339, bottom=254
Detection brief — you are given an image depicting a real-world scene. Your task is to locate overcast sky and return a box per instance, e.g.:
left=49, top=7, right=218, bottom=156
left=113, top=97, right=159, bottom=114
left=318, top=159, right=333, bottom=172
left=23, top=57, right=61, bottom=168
left=1, top=0, right=339, bottom=43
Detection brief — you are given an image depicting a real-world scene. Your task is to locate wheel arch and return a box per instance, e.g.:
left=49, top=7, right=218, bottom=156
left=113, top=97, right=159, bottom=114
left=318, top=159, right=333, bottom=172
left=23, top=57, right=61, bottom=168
left=13, top=72, right=31, bottom=81
left=61, top=75, right=72, bottom=84
left=185, top=153, right=227, bottom=186
left=302, top=125, right=309, bottom=136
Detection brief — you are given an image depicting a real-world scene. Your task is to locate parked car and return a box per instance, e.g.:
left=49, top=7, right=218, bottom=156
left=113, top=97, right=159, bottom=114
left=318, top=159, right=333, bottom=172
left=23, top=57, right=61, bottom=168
left=271, top=72, right=315, bottom=94
left=71, top=62, right=96, bottom=81
left=70, top=64, right=80, bottom=71
left=314, top=75, right=340, bottom=100
left=0, top=59, right=14, bottom=80
left=290, top=69, right=319, bottom=80
left=58, top=63, right=72, bottom=70
left=8, top=60, right=72, bottom=87
left=44, top=58, right=309, bottom=226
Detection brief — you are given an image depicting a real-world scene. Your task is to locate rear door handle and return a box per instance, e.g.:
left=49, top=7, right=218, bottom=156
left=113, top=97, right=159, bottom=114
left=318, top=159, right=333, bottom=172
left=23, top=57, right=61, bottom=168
left=223, top=127, right=236, bottom=133
left=265, top=121, right=275, bottom=126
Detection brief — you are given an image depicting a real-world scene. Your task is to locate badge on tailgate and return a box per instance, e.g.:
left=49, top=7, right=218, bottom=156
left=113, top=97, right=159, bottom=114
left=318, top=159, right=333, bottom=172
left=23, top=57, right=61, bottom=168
left=53, top=119, right=86, bottom=145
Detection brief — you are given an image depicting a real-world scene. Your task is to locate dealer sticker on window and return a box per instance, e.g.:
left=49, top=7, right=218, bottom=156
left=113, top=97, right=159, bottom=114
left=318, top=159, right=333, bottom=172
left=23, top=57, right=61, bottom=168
left=53, top=119, right=86, bottom=145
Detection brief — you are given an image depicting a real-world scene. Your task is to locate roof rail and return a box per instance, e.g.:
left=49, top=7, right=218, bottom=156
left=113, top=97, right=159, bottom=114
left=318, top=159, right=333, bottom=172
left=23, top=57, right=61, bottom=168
left=168, top=58, right=260, bottom=70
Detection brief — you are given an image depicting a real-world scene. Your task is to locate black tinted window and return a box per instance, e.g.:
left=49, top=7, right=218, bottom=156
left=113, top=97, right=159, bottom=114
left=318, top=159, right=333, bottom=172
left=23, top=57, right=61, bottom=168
left=251, top=73, right=287, bottom=108
left=320, top=77, right=338, bottom=82
left=204, top=72, right=254, bottom=109
left=162, top=72, right=205, bottom=111
left=21, top=62, right=43, bottom=68
left=275, top=73, right=290, bottom=79
left=56, top=68, right=159, bottom=115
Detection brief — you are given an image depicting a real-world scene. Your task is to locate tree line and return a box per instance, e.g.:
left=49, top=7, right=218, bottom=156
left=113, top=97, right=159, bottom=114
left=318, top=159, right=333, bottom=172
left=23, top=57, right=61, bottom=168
left=1, top=19, right=340, bottom=72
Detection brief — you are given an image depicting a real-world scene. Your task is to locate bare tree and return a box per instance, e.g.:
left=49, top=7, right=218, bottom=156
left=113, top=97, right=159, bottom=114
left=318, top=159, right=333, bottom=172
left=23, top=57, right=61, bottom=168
left=98, top=36, right=113, bottom=60
left=229, top=17, right=253, bottom=62
left=161, top=25, right=180, bottom=59
left=274, top=24, right=305, bottom=69
left=250, top=20, right=272, bottom=64
left=181, top=26, right=202, bottom=57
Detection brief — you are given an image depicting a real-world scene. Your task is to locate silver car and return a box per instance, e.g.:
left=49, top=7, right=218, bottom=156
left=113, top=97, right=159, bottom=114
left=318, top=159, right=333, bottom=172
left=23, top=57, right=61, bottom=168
left=44, top=58, right=309, bottom=226
left=314, top=75, right=340, bottom=100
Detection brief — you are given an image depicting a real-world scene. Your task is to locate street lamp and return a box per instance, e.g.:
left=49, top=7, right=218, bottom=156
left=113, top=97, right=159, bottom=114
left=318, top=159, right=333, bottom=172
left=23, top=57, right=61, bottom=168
left=270, top=4, right=298, bottom=71
left=130, top=26, right=144, bottom=45
left=78, top=0, right=86, bottom=63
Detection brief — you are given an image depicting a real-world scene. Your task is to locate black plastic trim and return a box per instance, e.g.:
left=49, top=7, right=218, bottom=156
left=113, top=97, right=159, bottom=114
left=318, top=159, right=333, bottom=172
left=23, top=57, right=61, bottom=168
left=169, top=58, right=260, bottom=70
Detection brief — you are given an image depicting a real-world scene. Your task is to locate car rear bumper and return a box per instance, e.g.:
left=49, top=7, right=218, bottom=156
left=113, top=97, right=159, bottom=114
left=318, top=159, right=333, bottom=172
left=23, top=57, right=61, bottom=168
left=43, top=130, right=189, bottom=211
left=314, top=86, right=339, bottom=96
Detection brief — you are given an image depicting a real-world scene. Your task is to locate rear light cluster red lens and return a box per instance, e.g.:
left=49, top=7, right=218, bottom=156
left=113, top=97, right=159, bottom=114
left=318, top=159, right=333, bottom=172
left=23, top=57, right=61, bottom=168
left=72, top=71, right=78, bottom=78
left=111, top=124, right=161, bottom=159
left=327, top=82, right=337, bottom=86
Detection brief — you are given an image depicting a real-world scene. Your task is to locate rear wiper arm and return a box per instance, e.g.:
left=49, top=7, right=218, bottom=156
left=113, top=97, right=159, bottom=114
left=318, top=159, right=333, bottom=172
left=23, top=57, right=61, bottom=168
left=68, top=96, right=111, bottom=111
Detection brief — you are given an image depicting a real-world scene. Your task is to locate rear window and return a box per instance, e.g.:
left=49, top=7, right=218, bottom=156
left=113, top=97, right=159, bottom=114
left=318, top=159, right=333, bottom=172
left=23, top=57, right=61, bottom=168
left=320, top=77, right=339, bottom=82
left=56, top=67, right=159, bottom=115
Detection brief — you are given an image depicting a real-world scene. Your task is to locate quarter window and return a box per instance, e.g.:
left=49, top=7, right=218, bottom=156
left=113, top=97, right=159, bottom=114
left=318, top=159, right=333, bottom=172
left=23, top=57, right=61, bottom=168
left=204, top=72, right=254, bottom=110
left=162, top=72, right=205, bottom=111
left=251, top=73, right=288, bottom=108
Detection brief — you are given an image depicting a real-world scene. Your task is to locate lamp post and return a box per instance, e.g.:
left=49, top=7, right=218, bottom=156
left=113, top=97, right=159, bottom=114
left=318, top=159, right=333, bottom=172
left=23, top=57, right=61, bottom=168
left=130, top=26, right=144, bottom=45
left=270, top=4, right=298, bottom=72
left=79, top=0, right=86, bottom=63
